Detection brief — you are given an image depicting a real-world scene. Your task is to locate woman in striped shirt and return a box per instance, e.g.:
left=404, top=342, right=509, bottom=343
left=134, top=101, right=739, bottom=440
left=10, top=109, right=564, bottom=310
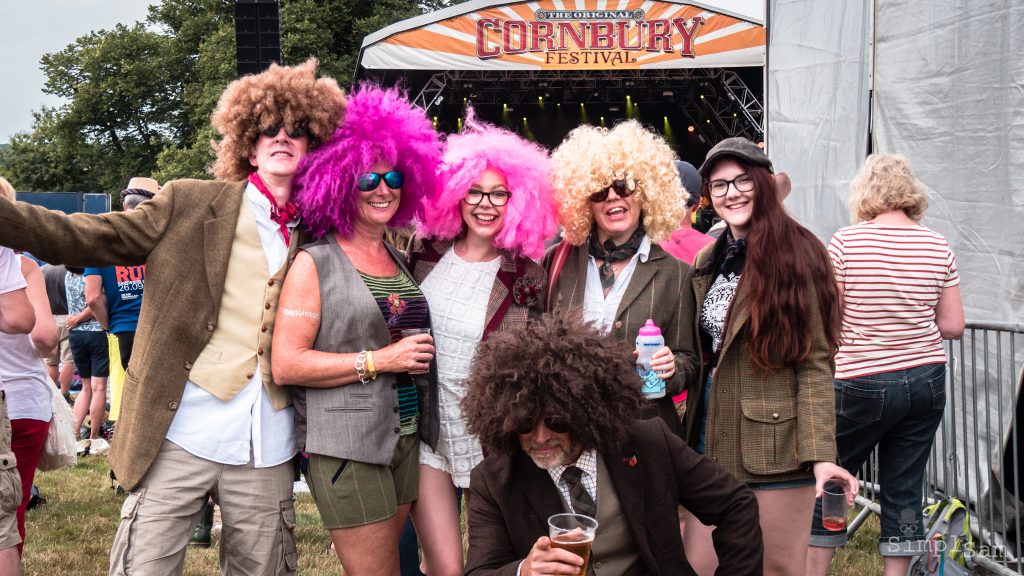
left=807, top=154, right=964, bottom=576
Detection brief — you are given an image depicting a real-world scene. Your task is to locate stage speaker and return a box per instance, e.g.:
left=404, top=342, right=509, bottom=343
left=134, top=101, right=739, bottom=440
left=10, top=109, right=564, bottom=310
left=235, top=0, right=281, bottom=77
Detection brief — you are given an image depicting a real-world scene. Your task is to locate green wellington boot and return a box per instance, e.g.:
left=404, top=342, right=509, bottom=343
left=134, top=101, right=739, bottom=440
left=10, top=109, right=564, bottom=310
left=189, top=500, right=215, bottom=548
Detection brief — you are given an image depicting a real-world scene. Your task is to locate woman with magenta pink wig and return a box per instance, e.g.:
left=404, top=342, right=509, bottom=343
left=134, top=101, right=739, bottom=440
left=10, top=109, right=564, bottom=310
left=272, top=84, right=444, bottom=575
left=407, top=112, right=557, bottom=575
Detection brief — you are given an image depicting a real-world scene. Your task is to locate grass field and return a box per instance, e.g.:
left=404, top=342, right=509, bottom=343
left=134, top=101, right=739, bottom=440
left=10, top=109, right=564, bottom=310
left=23, top=457, right=884, bottom=575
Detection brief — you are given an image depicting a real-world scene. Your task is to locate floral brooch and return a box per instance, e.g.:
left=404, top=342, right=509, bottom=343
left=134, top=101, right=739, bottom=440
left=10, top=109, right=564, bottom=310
left=512, top=275, right=542, bottom=309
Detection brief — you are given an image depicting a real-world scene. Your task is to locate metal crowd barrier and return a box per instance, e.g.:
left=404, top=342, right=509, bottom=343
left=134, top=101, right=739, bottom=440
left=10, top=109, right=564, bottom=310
left=847, top=321, right=1024, bottom=575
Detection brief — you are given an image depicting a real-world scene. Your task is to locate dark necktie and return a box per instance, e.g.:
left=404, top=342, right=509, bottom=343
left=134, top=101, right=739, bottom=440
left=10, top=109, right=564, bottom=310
left=562, top=466, right=597, bottom=517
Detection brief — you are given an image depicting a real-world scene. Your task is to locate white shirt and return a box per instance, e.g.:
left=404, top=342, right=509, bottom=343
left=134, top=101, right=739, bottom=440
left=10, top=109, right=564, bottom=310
left=0, top=255, right=53, bottom=421
left=0, top=247, right=26, bottom=295
left=165, top=183, right=297, bottom=467
left=547, top=448, right=600, bottom=512
left=582, top=235, right=651, bottom=334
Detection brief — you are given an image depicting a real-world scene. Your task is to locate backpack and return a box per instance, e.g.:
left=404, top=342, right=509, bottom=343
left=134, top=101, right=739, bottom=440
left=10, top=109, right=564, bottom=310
left=907, top=496, right=975, bottom=576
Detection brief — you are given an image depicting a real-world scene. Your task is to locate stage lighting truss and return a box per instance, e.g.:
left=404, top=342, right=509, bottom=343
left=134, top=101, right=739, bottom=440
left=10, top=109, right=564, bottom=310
left=412, top=69, right=763, bottom=142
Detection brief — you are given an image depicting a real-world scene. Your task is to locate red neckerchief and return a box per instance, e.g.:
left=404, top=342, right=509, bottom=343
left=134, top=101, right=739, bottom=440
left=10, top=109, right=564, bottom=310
left=248, top=172, right=298, bottom=244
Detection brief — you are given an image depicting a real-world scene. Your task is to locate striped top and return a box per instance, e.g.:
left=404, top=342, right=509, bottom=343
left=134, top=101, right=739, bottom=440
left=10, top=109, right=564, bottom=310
left=360, top=270, right=429, bottom=435
left=828, top=222, right=960, bottom=379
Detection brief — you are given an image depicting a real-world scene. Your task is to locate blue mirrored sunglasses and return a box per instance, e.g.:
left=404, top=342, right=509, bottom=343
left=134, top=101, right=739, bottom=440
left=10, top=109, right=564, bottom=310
left=357, top=171, right=404, bottom=191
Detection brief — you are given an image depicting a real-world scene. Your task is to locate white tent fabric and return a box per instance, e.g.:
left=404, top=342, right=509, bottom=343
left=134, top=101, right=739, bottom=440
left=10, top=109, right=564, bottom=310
left=770, top=0, right=1023, bottom=325
left=765, top=0, right=871, bottom=241
left=872, top=0, right=1024, bottom=326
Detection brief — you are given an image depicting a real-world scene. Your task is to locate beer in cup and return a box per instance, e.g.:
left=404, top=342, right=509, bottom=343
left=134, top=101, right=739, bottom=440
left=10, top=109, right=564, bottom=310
left=548, top=513, right=598, bottom=576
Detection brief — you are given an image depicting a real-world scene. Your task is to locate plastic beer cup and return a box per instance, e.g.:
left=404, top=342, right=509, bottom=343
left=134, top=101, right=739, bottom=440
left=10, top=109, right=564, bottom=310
left=821, top=479, right=849, bottom=531
left=548, top=513, right=598, bottom=576
left=400, top=328, right=431, bottom=374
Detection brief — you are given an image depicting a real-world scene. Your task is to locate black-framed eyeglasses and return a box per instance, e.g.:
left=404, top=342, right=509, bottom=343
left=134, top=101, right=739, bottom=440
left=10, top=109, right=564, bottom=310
left=589, top=179, right=637, bottom=203
left=512, top=416, right=571, bottom=435
left=357, top=171, right=404, bottom=192
left=260, top=124, right=308, bottom=139
left=465, top=189, right=511, bottom=207
left=707, top=174, right=754, bottom=198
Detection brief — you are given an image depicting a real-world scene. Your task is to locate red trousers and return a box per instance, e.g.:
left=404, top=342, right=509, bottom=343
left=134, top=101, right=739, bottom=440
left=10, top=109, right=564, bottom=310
left=10, top=418, right=48, bottom=555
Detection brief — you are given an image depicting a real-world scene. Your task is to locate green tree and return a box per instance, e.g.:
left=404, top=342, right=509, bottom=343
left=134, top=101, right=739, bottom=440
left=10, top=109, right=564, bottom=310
left=1, top=0, right=469, bottom=192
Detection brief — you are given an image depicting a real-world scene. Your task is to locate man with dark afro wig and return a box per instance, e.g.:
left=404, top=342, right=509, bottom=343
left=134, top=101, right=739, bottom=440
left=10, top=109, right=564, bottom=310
left=461, top=308, right=764, bottom=576
left=0, top=59, right=345, bottom=574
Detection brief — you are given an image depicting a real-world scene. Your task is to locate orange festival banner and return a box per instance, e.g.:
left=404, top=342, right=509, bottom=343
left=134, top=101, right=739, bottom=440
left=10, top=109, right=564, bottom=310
left=360, top=1, right=766, bottom=71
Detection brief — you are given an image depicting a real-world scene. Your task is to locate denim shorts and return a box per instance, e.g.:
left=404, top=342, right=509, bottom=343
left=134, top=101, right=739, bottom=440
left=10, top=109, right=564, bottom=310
left=809, top=362, right=946, bottom=556
left=69, top=330, right=110, bottom=378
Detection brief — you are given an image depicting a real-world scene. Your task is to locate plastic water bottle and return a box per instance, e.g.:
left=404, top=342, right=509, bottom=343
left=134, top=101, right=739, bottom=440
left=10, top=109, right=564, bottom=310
left=636, top=319, right=666, bottom=399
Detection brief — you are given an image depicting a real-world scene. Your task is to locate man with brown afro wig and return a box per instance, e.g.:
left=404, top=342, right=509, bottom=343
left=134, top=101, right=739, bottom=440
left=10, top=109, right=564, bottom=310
left=0, top=59, right=345, bottom=574
left=461, top=309, right=763, bottom=576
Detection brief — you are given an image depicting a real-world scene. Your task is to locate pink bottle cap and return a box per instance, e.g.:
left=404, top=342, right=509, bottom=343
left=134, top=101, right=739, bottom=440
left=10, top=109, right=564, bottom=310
left=638, top=319, right=661, bottom=336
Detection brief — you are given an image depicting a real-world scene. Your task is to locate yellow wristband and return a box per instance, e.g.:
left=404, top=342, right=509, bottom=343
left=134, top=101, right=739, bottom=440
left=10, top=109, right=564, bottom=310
left=365, top=349, right=377, bottom=380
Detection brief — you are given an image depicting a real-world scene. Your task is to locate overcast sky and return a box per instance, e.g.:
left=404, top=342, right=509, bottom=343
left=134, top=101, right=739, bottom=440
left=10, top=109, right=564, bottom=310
left=0, top=1, right=153, bottom=142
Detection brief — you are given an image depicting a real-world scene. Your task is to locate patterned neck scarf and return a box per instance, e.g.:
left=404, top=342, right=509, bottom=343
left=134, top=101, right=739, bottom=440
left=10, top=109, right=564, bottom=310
left=248, top=172, right=299, bottom=245
left=587, top=223, right=646, bottom=289
left=719, top=228, right=747, bottom=274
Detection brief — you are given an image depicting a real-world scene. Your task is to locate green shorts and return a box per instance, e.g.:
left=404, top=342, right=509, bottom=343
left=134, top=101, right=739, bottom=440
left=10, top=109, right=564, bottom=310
left=306, top=434, right=420, bottom=529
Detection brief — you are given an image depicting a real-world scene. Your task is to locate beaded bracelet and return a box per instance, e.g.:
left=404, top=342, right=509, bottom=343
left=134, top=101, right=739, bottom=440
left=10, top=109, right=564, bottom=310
left=354, top=350, right=370, bottom=385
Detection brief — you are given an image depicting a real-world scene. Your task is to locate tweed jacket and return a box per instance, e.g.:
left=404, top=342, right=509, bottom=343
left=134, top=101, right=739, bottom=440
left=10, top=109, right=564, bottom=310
left=542, top=241, right=699, bottom=432
left=465, top=418, right=763, bottom=576
left=408, top=237, right=546, bottom=339
left=0, top=180, right=303, bottom=491
left=682, top=239, right=838, bottom=484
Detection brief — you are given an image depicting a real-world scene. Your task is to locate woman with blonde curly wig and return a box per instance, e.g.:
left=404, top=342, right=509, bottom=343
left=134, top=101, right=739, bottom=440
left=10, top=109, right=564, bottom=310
left=406, top=111, right=557, bottom=575
left=543, top=120, right=698, bottom=435
left=807, top=154, right=963, bottom=576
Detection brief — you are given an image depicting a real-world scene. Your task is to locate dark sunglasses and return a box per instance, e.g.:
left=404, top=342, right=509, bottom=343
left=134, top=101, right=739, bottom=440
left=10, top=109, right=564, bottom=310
left=260, top=124, right=308, bottom=139
left=513, top=416, right=571, bottom=435
left=588, top=179, right=637, bottom=203
left=357, top=171, right=404, bottom=192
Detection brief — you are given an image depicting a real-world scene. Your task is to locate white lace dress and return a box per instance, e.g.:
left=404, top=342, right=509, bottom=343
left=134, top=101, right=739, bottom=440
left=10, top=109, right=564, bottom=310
left=418, top=246, right=501, bottom=487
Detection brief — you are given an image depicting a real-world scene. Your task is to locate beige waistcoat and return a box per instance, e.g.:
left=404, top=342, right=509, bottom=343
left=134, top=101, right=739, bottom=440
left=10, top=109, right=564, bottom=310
left=188, top=199, right=290, bottom=410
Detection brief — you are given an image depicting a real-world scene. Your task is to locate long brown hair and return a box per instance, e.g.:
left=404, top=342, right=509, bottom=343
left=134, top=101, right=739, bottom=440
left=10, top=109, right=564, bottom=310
left=714, top=163, right=841, bottom=370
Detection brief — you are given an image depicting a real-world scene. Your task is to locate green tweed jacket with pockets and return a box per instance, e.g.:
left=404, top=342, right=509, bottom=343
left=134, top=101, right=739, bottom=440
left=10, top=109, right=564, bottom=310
left=683, top=242, right=838, bottom=484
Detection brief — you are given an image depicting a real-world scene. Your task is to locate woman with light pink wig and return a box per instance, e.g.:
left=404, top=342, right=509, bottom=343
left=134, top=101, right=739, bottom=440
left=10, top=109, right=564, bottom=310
left=407, top=112, right=557, bottom=576
left=272, top=84, right=444, bottom=575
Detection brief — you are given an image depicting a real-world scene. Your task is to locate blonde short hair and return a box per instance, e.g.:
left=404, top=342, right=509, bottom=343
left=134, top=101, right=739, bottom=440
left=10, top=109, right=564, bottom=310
left=0, top=177, right=15, bottom=201
left=848, top=154, right=928, bottom=223
left=549, top=120, right=685, bottom=245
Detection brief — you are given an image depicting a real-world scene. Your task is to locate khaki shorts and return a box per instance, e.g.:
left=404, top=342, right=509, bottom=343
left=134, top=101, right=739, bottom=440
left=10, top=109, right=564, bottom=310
left=108, top=440, right=297, bottom=575
left=0, top=393, right=22, bottom=551
left=44, top=316, right=72, bottom=367
left=307, top=434, right=419, bottom=529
